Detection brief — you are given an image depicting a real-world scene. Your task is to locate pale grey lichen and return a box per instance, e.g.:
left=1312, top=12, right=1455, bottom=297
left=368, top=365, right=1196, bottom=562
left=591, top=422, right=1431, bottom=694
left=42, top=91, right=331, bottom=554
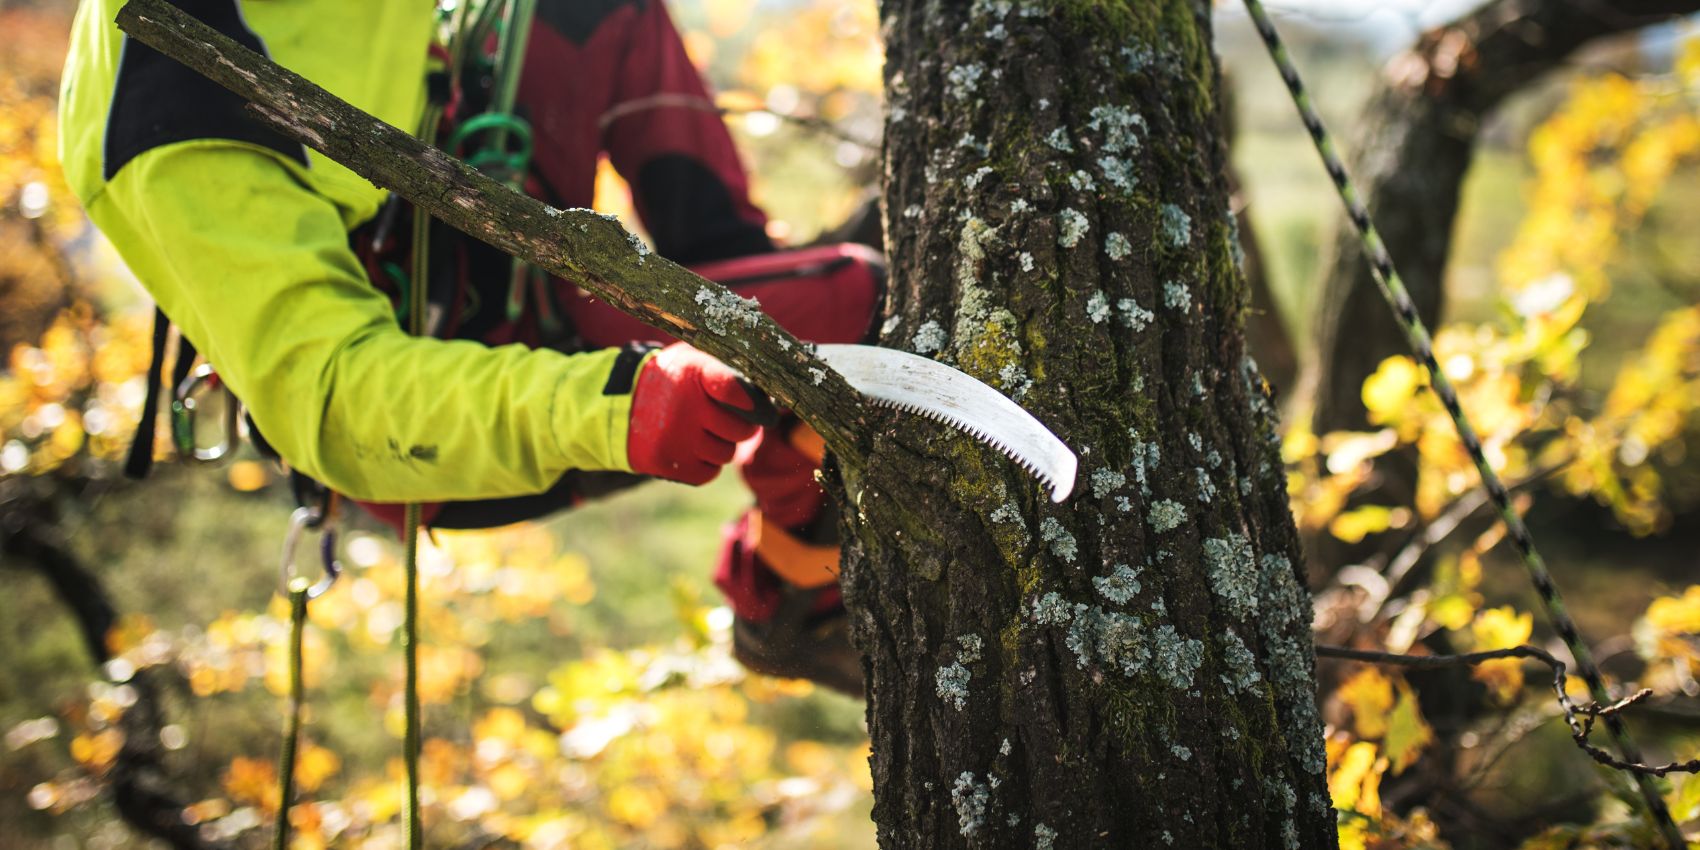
left=1160, top=203, right=1192, bottom=247
left=913, top=320, right=948, bottom=354
left=947, top=63, right=985, bottom=101
left=1039, top=517, right=1077, bottom=562
left=1207, top=448, right=1223, bottom=468
left=965, top=166, right=995, bottom=189
left=936, top=662, right=972, bottom=710
left=1086, top=104, right=1146, bottom=153
left=1000, top=738, right=1012, bottom=756
left=998, top=363, right=1033, bottom=400
left=958, top=633, right=984, bottom=664
left=1090, top=467, right=1125, bottom=498
left=1164, top=280, right=1191, bottom=311
left=1045, top=127, right=1074, bottom=153
left=1151, top=625, right=1204, bottom=688
left=1259, top=552, right=1329, bottom=775
left=1220, top=631, right=1262, bottom=692
left=1019, top=252, right=1035, bottom=272
left=1105, top=232, right=1132, bottom=261
left=1188, top=431, right=1204, bottom=453
left=1122, top=44, right=1155, bottom=72
left=1093, top=563, right=1142, bottom=604
left=1057, top=209, right=1089, bottom=248
left=1068, top=170, right=1096, bottom=192
left=1010, top=198, right=1031, bottom=215
left=1031, top=592, right=1071, bottom=626
left=952, top=772, right=991, bottom=837
left=1086, top=291, right=1111, bottom=324
left=1204, top=533, right=1259, bottom=620
left=1117, top=298, right=1154, bottom=332
left=986, top=23, right=1007, bottom=39
left=1115, top=495, right=1133, bottom=513
left=903, top=204, right=923, bottom=219
left=626, top=231, right=651, bottom=262
left=695, top=287, right=763, bottom=335
left=1148, top=499, right=1186, bottom=533
left=1098, top=155, right=1137, bottom=193
left=809, top=367, right=827, bottom=386
left=1196, top=468, right=1216, bottom=503
left=990, top=502, right=1023, bottom=525
left=1171, top=743, right=1192, bottom=761
left=1035, top=823, right=1057, bottom=850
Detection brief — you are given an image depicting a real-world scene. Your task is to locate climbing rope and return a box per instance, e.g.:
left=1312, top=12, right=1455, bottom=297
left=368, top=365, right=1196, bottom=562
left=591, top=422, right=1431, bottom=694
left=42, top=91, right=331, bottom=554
left=1238, top=2, right=1685, bottom=845
left=272, top=505, right=342, bottom=850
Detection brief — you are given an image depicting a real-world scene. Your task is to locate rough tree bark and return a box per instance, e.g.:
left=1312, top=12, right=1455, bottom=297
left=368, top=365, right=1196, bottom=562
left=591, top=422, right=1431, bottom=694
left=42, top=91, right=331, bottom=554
left=1306, top=0, right=1700, bottom=517
left=840, top=1, right=1334, bottom=846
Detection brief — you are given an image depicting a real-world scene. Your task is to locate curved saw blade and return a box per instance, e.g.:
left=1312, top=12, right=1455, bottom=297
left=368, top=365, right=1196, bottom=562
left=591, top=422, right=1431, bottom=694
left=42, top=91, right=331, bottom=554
left=815, top=344, right=1077, bottom=502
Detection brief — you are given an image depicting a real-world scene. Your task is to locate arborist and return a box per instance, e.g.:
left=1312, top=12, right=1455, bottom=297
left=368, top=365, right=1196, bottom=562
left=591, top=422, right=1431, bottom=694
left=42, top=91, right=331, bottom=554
left=59, top=0, right=874, bottom=695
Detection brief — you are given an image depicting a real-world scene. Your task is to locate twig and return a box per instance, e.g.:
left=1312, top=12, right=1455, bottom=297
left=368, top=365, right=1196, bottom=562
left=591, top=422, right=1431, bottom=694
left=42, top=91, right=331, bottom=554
left=1316, top=644, right=1700, bottom=778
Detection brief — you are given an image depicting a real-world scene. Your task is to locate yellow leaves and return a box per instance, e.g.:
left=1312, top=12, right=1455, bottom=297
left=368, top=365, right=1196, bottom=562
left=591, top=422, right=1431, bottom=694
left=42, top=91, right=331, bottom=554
left=227, top=460, right=271, bottom=492
left=1362, top=357, right=1424, bottom=431
left=1329, top=740, right=1385, bottom=817
left=1330, top=505, right=1410, bottom=545
left=1337, top=670, right=1432, bottom=776
left=1469, top=606, right=1534, bottom=703
left=295, top=743, right=341, bottom=793
left=1383, top=683, right=1432, bottom=775
left=607, top=784, right=669, bottom=829
left=222, top=756, right=279, bottom=813
left=1340, top=669, right=1396, bottom=739
left=68, top=729, right=123, bottom=774
left=1636, top=585, right=1700, bottom=688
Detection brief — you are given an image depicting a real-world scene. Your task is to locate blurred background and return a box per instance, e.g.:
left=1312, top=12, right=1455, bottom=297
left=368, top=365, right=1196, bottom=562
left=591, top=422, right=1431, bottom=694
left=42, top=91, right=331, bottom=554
left=1, top=0, right=1697, bottom=848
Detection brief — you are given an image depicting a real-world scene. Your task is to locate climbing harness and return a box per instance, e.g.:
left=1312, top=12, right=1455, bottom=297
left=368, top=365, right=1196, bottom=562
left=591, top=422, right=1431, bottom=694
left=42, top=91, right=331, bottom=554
left=1240, top=2, right=1685, bottom=845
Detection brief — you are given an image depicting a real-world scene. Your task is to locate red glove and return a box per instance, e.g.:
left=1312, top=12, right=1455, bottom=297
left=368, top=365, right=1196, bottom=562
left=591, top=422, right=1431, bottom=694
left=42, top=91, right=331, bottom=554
left=627, top=343, right=764, bottom=485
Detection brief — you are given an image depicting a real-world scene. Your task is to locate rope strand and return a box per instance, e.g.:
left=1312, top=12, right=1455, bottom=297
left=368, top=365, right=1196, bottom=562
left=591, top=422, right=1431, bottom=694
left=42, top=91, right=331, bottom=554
left=1238, top=2, right=1685, bottom=845
left=273, top=584, right=308, bottom=850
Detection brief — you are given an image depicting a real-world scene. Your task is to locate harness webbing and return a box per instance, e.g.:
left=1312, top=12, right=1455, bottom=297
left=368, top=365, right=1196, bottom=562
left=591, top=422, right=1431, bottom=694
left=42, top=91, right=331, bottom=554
left=1238, top=3, right=1684, bottom=844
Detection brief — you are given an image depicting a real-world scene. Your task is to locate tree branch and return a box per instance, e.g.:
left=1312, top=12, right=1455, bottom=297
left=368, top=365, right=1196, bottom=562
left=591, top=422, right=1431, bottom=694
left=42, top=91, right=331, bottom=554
left=113, top=0, right=868, bottom=459
left=0, top=493, right=229, bottom=850
left=1316, top=644, right=1700, bottom=778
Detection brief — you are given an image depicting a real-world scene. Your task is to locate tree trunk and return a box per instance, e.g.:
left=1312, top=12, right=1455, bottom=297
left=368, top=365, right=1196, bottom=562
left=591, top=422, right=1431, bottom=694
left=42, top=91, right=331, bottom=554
left=1306, top=0, right=1700, bottom=570
left=840, top=2, right=1335, bottom=846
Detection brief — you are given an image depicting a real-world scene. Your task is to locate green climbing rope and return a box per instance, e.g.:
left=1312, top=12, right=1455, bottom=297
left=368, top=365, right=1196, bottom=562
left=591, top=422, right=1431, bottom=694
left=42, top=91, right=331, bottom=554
left=272, top=583, right=308, bottom=850
left=1238, top=2, right=1684, bottom=845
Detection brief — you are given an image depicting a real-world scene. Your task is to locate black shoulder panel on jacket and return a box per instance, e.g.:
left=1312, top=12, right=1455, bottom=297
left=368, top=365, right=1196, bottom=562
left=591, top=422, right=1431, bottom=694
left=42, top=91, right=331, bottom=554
left=103, top=0, right=309, bottom=181
left=536, top=0, right=646, bottom=45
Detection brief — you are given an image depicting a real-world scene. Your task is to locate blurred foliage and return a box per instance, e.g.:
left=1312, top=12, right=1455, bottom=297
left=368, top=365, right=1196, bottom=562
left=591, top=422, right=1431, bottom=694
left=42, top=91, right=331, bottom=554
left=3, top=3, right=1700, bottom=850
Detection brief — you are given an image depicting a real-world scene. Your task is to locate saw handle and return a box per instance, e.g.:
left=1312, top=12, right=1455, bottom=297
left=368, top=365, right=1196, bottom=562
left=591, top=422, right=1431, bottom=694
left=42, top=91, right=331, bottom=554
left=715, top=378, right=780, bottom=428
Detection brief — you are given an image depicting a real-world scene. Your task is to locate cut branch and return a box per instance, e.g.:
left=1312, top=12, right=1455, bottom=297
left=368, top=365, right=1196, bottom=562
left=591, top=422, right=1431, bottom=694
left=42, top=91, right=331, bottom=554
left=113, top=0, right=867, bottom=459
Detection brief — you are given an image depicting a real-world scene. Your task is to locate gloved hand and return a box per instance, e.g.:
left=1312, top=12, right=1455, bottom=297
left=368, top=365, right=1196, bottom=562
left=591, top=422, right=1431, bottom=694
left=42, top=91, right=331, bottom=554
left=627, top=343, right=764, bottom=485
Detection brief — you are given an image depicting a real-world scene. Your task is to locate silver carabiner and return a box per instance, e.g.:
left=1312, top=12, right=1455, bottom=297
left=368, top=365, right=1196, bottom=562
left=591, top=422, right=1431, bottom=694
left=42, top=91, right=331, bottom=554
left=279, top=507, right=342, bottom=599
left=171, top=364, right=241, bottom=465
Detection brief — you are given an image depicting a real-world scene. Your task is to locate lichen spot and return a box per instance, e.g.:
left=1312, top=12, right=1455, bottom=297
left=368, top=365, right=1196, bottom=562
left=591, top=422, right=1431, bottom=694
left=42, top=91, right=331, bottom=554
left=951, top=772, right=990, bottom=837
left=1093, top=563, right=1142, bottom=604
left=913, top=320, right=948, bottom=355
left=1204, top=532, right=1259, bottom=620
left=1039, top=517, right=1077, bottom=562
left=947, top=63, right=985, bottom=101
left=1164, top=280, right=1191, bottom=311
left=1086, top=291, right=1111, bottom=324
left=695, top=287, right=762, bottom=335
left=1105, top=232, right=1132, bottom=260
left=1057, top=209, right=1089, bottom=248
left=1148, top=499, right=1186, bottom=533
left=936, top=662, right=971, bottom=710
left=1161, top=203, right=1192, bottom=247
left=1090, top=467, right=1125, bottom=498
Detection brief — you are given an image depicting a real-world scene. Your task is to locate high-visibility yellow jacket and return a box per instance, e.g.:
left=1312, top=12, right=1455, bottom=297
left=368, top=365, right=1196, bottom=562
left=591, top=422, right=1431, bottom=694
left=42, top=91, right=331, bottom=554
left=59, top=0, right=636, bottom=502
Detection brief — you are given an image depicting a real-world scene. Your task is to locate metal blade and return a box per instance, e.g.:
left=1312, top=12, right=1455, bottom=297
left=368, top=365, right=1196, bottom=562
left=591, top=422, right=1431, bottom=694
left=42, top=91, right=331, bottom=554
left=815, top=344, right=1077, bottom=502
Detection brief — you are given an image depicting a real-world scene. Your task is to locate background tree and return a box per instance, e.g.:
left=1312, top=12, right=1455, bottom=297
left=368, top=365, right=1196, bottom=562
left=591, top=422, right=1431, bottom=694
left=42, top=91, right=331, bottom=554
left=841, top=0, right=1334, bottom=845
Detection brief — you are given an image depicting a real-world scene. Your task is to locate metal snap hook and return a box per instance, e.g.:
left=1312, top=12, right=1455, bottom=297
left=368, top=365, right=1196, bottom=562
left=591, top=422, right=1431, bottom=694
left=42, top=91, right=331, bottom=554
left=279, top=507, right=342, bottom=600
left=171, top=364, right=241, bottom=464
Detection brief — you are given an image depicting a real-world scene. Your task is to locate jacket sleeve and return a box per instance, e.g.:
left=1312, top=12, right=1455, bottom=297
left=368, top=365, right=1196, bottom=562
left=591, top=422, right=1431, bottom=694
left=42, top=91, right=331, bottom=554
left=93, top=140, right=639, bottom=502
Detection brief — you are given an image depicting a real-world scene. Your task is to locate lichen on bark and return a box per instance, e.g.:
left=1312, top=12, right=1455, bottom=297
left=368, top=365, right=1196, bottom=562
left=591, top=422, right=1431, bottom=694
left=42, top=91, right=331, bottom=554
left=843, top=0, right=1338, bottom=846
